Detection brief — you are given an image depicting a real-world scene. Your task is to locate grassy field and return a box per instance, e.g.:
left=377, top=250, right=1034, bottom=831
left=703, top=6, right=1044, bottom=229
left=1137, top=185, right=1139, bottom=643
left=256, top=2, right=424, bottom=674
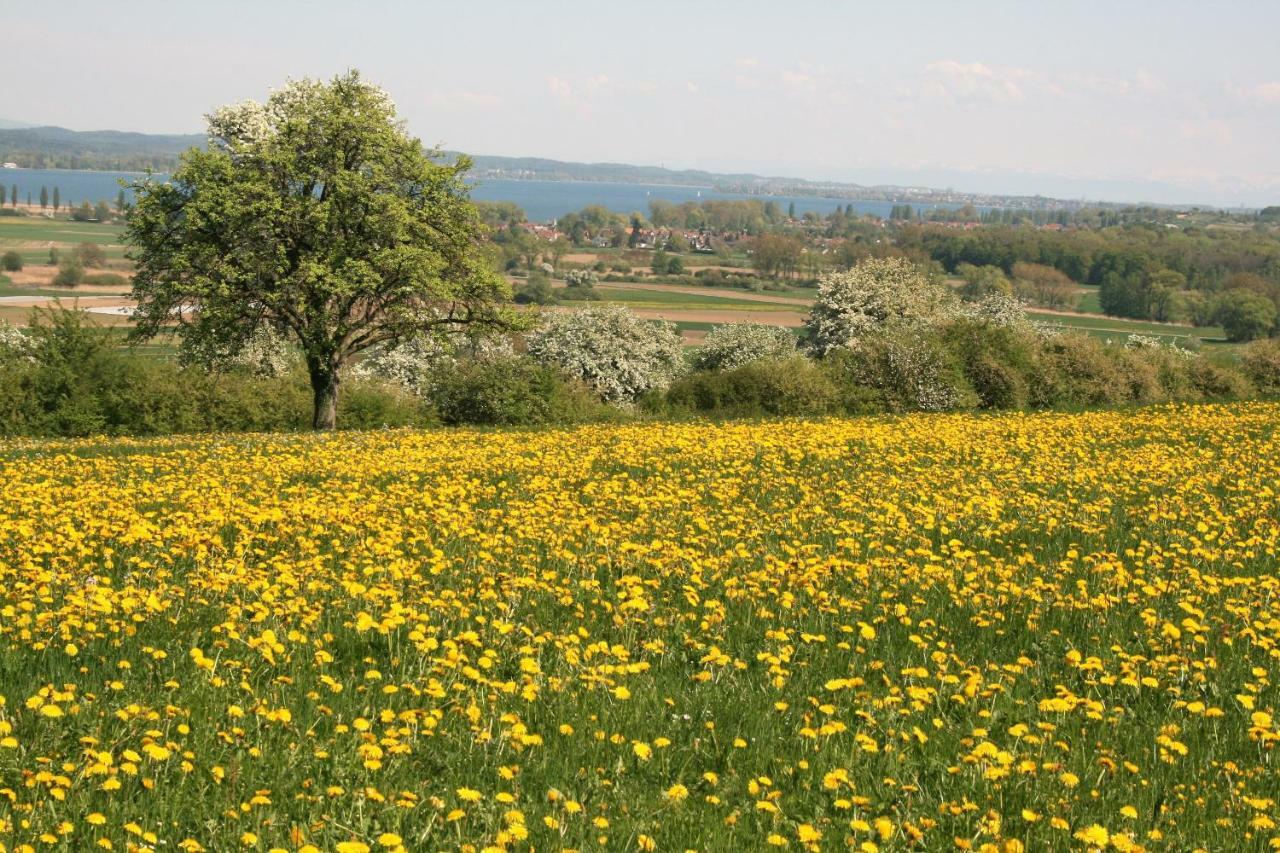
left=1026, top=310, right=1227, bottom=346
left=0, top=215, right=129, bottom=264
left=1, top=404, right=1278, bottom=851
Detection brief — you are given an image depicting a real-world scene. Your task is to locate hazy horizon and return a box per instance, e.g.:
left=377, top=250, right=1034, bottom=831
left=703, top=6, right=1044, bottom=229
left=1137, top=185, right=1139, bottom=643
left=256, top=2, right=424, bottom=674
left=6, top=0, right=1279, bottom=207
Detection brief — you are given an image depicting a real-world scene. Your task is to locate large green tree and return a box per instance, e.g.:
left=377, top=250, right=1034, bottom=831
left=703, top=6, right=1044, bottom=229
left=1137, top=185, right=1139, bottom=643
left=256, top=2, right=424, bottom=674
left=126, top=71, right=513, bottom=429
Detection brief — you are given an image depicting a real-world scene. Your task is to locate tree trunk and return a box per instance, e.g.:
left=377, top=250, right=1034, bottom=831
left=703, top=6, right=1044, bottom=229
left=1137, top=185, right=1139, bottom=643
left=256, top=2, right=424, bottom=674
left=310, top=365, right=340, bottom=431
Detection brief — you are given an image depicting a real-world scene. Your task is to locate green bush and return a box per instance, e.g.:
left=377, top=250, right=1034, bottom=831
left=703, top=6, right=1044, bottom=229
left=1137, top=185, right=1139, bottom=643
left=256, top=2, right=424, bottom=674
left=53, top=261, right=85, bottom=287
left=0, top=308, right=429, bottom=436
left=1028, top=333, right=1127, bottom=409
left=82, top=272, right=129, bottom=287
left=1240, top=339, right=1280, bottom=396
left=822, top=328, right=977, bottom=413
left=938, top=319, right=1037, bottom=409
left=338, top=377, right=434, bottom=429
left=1184, top=356, right=1254, bottom=401
left=433, top=356, right=613, bottom=426
left=663, top=357, right=839, bottom=418
left=0, top=250, right=22, bottom=272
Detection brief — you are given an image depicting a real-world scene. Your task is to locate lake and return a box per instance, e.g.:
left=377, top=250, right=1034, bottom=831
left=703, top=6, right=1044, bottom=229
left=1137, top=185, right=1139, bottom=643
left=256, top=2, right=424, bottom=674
left=0, top=167, right=963, bottom=222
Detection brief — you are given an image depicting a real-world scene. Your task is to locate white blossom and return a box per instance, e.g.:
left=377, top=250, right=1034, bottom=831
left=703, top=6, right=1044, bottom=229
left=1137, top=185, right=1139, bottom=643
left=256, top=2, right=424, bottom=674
left=352, top=331, right=513, bottom=398
left=805, top=257, right=955, bottom=355
left=0, top=322, right=34, bottom=363
left=526, top=305, right=686, bottom=403
left=695, top=323, right=796, bottom=371
left=181, top=325, right=297, bottom=377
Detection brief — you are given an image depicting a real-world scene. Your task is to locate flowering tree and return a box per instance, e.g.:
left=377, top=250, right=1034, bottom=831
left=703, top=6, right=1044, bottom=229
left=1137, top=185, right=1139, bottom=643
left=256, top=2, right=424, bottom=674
left=352, top=330, right=513, bottom=399
left=805, top=258, right=954, bottom=355
left=126, top=71, right=515, bottom=429
left=0, top=322, right=33, bottom=364
left=526, top=305, right=685, bottom=403
left=694, top=322, right=796, bottom=370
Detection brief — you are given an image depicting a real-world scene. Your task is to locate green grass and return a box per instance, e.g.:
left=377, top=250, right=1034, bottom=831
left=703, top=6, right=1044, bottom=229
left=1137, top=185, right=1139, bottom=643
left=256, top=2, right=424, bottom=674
left=1026, top=310, right=1225, bottom=344
left=0, top=216, right=125, bottom=245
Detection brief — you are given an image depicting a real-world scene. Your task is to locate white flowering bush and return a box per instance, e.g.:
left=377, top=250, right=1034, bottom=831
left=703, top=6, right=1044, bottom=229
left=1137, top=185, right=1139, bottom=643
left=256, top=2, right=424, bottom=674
left=0, top=322, right=34, bottom=363
left=352, top=332, right=514, bottom=399
left=564, top=269, right=598, bottom=288
left=805, top=258, right=955, bottom=354
left=695, top=323, right=796, bottom=371
left=526, top=305, right=686, bottom=403
left=180, top=325, right=298, bottom=377
left=960, top=292, right=1029, bottom=329
left=1125, top=333, right=1162, bottom=350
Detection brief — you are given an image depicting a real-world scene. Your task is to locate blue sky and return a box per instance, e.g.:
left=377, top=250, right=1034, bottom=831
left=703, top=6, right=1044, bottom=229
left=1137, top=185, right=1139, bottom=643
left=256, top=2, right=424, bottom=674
left=7, top=1, right=1280, bottom=206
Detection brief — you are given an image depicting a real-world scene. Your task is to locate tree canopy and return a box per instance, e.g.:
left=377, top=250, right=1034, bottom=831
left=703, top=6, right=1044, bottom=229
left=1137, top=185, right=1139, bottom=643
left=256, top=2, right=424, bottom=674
left=126, top=71, right=514, bottom=428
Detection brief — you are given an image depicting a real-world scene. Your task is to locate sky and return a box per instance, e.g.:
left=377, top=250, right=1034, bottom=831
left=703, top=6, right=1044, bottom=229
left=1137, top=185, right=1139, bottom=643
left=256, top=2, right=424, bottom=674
left=6, top=0, right=1280, bottom=207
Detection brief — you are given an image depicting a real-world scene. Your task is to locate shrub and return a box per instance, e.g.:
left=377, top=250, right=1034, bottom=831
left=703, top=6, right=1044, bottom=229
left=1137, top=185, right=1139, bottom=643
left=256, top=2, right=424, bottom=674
left=564, top=269, right=598, bottom=288
left=526, top=305, right=686, bottom=404
left=75, top=242, right=107, bottom=268
left=82, top=272, right=129, bottom=287
left=823, top=326, right=976, bottom=413
left=1215, top=290, right=1277, bottom=342
left=1240, top=339, right=1280, bottom=396
left=1028, top=333, right=1127, bottom=409
left=805, top=258, right=954, bottom=355
left=337, top=377, right=433, bottom=429
left=664, top=357, right=838, bottom=418
left=434, top=356, right=614, bottom=426
left=0, top=322, right=33, bottom=364
left=1184, top=356, right=1253, bottom=401
left=694, top=323, right=796, bottom=371
left=53, top=260, right=85, bottom=286
left=0, top=250, right=22, bottom=272
left=513, top=272, right=556, bottom=305
left=938, top=318, right=1037, bottom=409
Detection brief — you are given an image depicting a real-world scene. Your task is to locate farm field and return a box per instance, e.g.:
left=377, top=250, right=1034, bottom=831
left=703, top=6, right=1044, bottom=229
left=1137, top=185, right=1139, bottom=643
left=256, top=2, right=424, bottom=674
left=1, top=404, right=1278, bottom=851
left=0, top=216, right=129, bottom=264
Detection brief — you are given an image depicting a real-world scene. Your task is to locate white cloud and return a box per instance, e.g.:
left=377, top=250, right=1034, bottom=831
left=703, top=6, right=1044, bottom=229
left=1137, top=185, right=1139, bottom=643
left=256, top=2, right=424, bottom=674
left=1253, top=81, right=1280, bottom=103
left=922, top=60, right=1026, bottom=103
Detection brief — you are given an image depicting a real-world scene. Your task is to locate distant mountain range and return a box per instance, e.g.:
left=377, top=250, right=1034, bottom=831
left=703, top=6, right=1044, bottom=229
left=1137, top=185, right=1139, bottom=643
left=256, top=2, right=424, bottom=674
left=0, top=122, right=1108, bottom=210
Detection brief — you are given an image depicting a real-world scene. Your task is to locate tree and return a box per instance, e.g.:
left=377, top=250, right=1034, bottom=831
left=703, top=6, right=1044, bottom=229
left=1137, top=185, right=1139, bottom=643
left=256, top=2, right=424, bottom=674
left=93, top=200, right=112, bottom=222
left=651, top=250, right=670, bottom=275
left=1215, top=290, right=1277, bottom=342
left=1, top=251, right=22, bottom=272
left=116, top=189, right=127, bottom=214
left=39, top=186, right=48, bottom=209
left=52, top=187, right=60, bottom=212
left=75, top=242, right=107, bottom=268
left=9, top=185, right=15, bottom=207
left=125, top=71, right=514, bottom=429
left=1010, top=262, right=1077, bottom=309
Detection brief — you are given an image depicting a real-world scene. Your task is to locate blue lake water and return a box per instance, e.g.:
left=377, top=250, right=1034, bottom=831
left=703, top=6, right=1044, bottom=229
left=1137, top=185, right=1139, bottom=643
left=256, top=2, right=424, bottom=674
left=0, top=167, right=963, bottom=222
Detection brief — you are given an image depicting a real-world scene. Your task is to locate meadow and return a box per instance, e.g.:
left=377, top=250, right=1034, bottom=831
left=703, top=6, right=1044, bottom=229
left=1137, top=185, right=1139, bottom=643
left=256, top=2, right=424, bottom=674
left=0, top=403, right=1277, bottom=851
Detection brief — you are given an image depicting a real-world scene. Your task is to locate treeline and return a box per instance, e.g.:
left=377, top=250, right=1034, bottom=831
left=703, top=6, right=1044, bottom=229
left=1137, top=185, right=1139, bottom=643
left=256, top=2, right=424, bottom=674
left=0, top=127, right=199, bottom=172
left=898, top=223, right=1280, bottom=334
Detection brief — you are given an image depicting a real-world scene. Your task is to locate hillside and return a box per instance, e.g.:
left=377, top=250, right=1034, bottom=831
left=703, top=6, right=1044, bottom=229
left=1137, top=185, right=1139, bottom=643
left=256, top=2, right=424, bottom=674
left=0, top=126, right=203, bottom=171
left=0, top=125, right=1087, bottom=210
